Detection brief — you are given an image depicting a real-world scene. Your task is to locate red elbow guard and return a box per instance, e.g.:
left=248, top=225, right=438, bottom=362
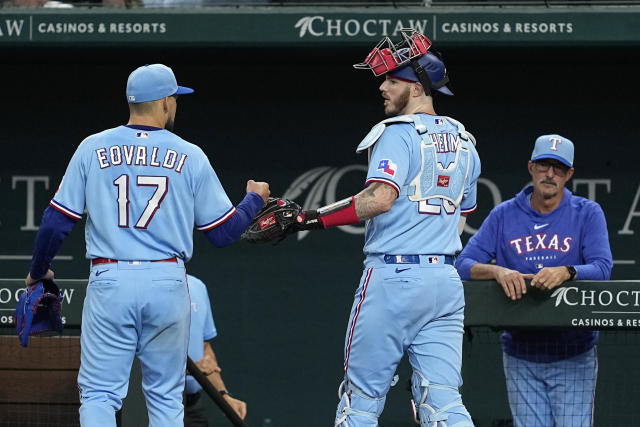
left=319, top=197, right=360, bottom=228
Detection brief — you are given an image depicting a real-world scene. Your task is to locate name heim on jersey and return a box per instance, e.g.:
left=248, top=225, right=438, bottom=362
left=429, top=133, right=460, bottom=153
left=95, top=145, right=188, bottom=173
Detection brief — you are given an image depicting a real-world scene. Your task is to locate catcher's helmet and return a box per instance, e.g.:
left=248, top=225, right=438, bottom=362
left=389, top=52, right=453, bottom=96
left=353, top=28, right=453, bottom=96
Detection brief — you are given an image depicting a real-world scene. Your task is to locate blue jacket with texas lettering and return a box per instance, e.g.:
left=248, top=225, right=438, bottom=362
left=456, top=185, right=613, bottom=362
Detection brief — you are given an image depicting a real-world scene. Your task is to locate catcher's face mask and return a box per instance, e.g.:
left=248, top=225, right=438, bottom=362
left=353, top=29, right=432, bottom=76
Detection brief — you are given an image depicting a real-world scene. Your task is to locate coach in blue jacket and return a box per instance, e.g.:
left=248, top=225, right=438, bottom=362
left=456, top=134, right=613, bottom=427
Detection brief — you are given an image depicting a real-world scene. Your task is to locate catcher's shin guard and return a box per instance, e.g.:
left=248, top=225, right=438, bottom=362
left=410, top=370, right=473, bottom=427
left=335, top=379, right=386, bottom=427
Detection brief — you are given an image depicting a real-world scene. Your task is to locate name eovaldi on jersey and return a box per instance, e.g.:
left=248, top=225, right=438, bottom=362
left=95, top=144, right=188, bottom=173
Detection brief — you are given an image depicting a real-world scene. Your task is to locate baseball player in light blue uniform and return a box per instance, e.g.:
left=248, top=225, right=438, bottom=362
left=25, top=64, right=269, bottom=427
left=185, top=275, right=247, bottom=426
left=456, top=135, right=613, bottom=427
left=185, top=275, right=218, bottom=405
left=294, top=30, right=480, bottom=426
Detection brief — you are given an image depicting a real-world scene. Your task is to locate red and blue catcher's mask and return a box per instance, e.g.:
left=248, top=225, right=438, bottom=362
left=354, top=29, right=431, bottom=75
left=353, top=28, right=453, bottom=96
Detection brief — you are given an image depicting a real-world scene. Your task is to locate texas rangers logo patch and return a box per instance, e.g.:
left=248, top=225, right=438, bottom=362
left=259, top=213, right=277, bottom=230
left=377, top=159, right=397, bottom=177
left=437, top=175, right=450, bottom=187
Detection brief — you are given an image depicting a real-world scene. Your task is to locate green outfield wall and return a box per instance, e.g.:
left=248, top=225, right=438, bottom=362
left=1, top=9, right=640, bottom=424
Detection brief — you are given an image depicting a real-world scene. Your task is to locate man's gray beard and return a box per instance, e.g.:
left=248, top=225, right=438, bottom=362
left=539, top=180, right=559, bottom=199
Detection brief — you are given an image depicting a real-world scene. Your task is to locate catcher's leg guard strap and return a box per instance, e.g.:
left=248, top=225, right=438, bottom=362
left=335, top=379, right=386, bottom=426
left=411, top=370, right=473, bottom=427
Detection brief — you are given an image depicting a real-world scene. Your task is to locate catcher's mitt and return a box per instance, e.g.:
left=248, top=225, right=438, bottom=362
left=241, top=197, right=303, bottom=244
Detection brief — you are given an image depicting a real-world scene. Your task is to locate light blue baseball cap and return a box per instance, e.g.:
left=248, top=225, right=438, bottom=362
left=126, top=64, right=194, bottom=104
left=531, top=134, right=574, bottom=168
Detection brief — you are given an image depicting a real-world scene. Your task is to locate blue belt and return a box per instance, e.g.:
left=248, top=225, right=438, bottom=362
left=383, top=254, right=455, bottom=265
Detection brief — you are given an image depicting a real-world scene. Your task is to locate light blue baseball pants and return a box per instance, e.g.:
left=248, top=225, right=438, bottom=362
left=335, top=255, right=474, bottom=427
left=77, top=259, right=190, bottom=427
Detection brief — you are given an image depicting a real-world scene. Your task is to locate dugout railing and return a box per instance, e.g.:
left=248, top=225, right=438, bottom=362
left=461, top=280, right=640, bottom=427
left=1, top=279, right=639, bottom=426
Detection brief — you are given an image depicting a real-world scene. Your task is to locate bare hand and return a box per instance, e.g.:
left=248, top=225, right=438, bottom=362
left=246, top=180, right=270, bottom=203
left=194, top=355, right=221, bottom=376
left=530, top=266, right=571, bottom=291
left=494, top=267, right=534, bottom=300
left=25, top=269, right=54, bottom=286
left=223, top=395, right=247, bottom=420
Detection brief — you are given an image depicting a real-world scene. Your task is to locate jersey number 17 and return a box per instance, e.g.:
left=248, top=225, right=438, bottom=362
left=113, top=174, right=168, bottom=229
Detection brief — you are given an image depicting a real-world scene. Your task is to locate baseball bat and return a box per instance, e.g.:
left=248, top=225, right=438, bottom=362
left=186, top=356, right=248, bottom=427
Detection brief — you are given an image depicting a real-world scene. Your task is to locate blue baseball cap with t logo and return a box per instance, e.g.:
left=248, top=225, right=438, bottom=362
left=126, top=64, right=194, bottom=104
left=531, top=134, right=574, bottom=168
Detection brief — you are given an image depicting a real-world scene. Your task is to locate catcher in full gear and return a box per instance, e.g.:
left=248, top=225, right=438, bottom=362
left=243, top=29, right=480, bottom=426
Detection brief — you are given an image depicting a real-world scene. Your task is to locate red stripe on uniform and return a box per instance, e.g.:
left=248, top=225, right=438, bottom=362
left=49, top=201, right=82, bottom=220
left=365, top=178, right=400, bottom=197
left=197, top=208, right=237, bottom=231
left=344, top=268, right=373, bottom=373
left=461, top=204, right=478, bottom=214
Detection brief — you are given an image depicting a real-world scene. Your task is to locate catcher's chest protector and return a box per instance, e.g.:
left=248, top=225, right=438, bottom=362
left=357, top=114, right=473, bottom=208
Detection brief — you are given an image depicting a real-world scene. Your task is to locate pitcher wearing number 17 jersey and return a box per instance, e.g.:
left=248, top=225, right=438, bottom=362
left=52, top=124, right=234, bottom=261
left=27, top=64, right=268, bottom=427
left=56, top=124, right=247, bottom=427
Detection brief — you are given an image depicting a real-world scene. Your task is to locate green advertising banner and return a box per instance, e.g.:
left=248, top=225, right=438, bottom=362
left=1, top=7, right=640, bottom=46
left=3, top=279, right=640, bottom=331
left=464, top=280, right=640, bottom=329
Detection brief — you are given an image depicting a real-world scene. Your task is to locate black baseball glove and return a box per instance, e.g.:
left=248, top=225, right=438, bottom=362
left=241, top=197, right=305, bottom=244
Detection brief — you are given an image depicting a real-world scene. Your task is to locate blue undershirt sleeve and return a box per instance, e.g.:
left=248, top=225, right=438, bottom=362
left=29, top=206, right=78, bottom=279
left=575, top=205, right=613, bottom=280
left=455, top=209, right=500, bottom=280
left=203, top=192, right=264, bottom=248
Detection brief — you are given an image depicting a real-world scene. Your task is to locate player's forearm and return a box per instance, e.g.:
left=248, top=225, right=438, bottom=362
left=469, top=263, right=503, bottom=281
left=291, top=182, right=397, bottom=233
left=203, top=344, right=229, bottom=392
left=29, top=207, right=77, bottom=279
left=574, top=260, right=612, bottom=281
left=206, top=371, right=228, bottom=392
left=354, top=182, right=397, bottom=220
left=574, top=208, right=613, bottom=280
left=204, top=192, right=264, bottom=247
left=576, top=214, right=613, bottom=280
